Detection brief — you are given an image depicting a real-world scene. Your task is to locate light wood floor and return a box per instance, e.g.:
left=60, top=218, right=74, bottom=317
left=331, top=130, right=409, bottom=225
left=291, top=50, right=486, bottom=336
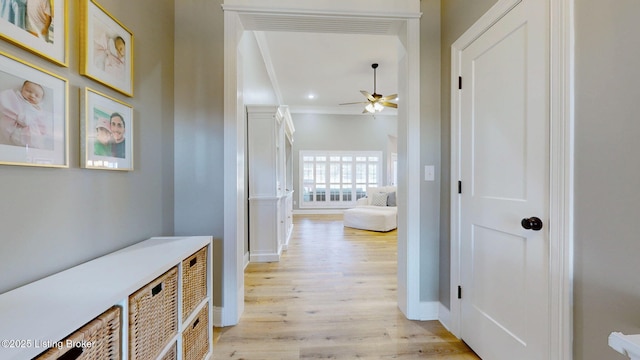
left=213, top=214, right=480, bottom=359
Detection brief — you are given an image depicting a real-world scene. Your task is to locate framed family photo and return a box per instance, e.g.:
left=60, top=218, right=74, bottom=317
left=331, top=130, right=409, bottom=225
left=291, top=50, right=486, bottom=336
left=0, top=51, right=68, bottom=167
left=80, top=0, right=133, bottom=97
left=0, top=0, right=68, bottom=66
left=80, top=87, right=133, bottom=171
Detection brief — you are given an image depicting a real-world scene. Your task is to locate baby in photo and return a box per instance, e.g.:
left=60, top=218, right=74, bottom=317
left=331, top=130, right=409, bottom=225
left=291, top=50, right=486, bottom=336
left=0, top=80, right=51, bottom=149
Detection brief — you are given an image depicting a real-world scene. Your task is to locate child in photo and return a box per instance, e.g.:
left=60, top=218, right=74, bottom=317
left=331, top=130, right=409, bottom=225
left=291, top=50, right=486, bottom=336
left=0, top=80, right=51, bottom=149
left=26, top=0, right=52, bottom=42
left=93, top=117, right=112, bottom=156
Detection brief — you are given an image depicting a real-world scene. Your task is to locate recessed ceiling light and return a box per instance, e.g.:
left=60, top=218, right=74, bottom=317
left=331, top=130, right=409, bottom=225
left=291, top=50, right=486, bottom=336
left=307, top=94, right=316, bottom=100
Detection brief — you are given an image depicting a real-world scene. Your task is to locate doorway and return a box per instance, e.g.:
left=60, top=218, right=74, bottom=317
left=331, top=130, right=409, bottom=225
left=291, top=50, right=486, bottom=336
left=222, top=2, right=422, bottom=325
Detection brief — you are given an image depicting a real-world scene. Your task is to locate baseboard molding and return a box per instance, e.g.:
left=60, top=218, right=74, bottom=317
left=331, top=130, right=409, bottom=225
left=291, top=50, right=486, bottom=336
left=243, top=251, right=250, bottom=270
left=249, top=253, right=281, bottom=262
left=213, top=306, right=223, bottom=327
left=293, top=209, right=345, bottom=215
left=438, top=302, right=452, bottom=333
left=417, top=301, right=440, bottom=321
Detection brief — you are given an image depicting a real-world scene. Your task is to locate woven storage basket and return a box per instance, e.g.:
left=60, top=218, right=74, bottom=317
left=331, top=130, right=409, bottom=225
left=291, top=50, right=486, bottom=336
left=182, top=246, right=208, bottom=319
left=158, top=342, right=177, bottom=360
left=182, top=305, right=209, bottom=360
left=129, top=267, right=178, bottom=360
left=34, top=306, right=121, bottom=360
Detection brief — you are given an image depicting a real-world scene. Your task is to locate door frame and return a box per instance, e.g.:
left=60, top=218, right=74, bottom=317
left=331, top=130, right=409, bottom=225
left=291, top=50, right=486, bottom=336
left=449, top=0, right=574, bottom=358
left=221, top=2, right=423, bottom=325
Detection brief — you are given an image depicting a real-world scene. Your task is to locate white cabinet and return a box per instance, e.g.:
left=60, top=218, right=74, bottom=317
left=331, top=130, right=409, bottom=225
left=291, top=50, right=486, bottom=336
left=0, top=236, right=213, bottom=360
left=247, top=105, right=294, bottom=262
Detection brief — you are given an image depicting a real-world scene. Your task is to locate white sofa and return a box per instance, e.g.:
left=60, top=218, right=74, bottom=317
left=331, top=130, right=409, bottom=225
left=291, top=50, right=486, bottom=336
left=343, top=186, right=397, bottom=232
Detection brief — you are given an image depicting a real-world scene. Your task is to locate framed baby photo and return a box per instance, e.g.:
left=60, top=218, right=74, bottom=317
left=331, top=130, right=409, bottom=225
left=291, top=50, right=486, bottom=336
left=0, top=0, right=68, bottom=66
left=80, top=87, right=133, bottom=171
left=0, top=50, right=68, bottom=168
left=80, top=0, right=133, bottom=97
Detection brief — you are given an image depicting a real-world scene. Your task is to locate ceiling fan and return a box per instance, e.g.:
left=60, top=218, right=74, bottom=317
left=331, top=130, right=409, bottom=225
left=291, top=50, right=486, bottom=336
left=339, top=63, right=398, bottom=113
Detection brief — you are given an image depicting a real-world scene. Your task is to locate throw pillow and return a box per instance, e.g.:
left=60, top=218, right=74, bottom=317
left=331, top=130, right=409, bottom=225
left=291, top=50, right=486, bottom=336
left=371, top=192, right=388, bottom=206
left=387, top=191, right=397, bottom=206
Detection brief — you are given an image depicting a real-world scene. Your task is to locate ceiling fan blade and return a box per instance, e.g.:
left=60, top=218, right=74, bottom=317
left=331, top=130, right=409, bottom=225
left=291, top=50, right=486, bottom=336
left=380, top=101, right=398, bottom=108
left=380, top=94, right=398, bottom=101
left=339, top=101, right=369, bottom=105
left=360, top=90, right=376, bottom=102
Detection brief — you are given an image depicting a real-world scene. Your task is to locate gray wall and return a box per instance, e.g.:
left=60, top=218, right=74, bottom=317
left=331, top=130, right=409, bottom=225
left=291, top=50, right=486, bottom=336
left=574, top=1, right=640, bottom=358
left=419, top=0, right=442, bottom=304
left=0, top=0, right=175, bottom=294
left=174, top=0, right=225, bottom=307
left=291, top=113, right=397, bottom=210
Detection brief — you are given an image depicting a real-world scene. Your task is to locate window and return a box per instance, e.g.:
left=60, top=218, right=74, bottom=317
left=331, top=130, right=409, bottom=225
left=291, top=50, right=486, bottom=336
left=300, top=151, right=382, bottom=208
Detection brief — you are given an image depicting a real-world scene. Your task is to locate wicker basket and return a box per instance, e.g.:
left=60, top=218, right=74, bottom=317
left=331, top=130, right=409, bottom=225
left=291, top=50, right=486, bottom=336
left=34, top=306, right=121, bottom=360
left=158, top=342, right=177, bottom=360
left=129, top=267, right=178, bottom=360
left=182, top=305, right=209, bottom=360
left=182, top=246, right=208, bottom=319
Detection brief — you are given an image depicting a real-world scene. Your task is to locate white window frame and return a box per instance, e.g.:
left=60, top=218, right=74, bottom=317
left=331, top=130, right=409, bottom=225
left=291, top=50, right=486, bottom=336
left=299, top=150, right=382, bottom=208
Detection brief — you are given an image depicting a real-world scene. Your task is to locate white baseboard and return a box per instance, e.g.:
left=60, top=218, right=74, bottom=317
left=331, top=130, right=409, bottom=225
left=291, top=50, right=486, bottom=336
left=417, top=301, right=440, bottom=320
left=293, top=209, right=345, bottom=215
left=243, top=251, right=250, bottom=270
left=213, top=306, right=223, bottom=327
left=438, top=302, right=452, bottom=332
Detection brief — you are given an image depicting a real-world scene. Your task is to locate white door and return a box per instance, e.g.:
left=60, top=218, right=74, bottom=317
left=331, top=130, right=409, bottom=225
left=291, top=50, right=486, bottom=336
left=459, top=1, right=549, bottom=359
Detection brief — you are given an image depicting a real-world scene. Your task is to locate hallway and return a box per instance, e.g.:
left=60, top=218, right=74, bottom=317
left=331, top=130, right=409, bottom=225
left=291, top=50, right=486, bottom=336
left=213, top=214, right=478, bottom=359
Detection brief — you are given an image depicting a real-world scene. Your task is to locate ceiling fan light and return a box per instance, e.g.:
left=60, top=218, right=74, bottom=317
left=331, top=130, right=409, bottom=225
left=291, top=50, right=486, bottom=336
left=365, top=103, right=375, bottom=113
left=374, top=102, right=384, bottom=112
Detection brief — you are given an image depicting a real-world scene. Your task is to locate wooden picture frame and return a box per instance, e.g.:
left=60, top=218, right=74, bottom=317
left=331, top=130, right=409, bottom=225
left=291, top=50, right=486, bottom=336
left=0, top=51, right=68, bottom=167
left=80, top=0, right=133, bottom=97
left=0, top=0, right=68, bottom=66
left=80, top=87, right=133, bottom=171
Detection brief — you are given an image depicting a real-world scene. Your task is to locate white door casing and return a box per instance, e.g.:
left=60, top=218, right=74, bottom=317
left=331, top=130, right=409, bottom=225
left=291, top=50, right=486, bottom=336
left=450, top=0, right=574, bottom=359
left=223, top=1, right=423, bottom=325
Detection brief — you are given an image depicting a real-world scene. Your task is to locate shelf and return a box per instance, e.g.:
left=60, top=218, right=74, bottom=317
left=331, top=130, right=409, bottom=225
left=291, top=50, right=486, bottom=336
left=609, top=332, right=640, bottom=359
left=0, top=236, right=212, bottom=360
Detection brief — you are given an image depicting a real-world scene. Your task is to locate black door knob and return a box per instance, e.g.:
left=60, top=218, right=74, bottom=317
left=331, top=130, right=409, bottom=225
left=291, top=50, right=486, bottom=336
left=521, top=217, right=543, bottom=231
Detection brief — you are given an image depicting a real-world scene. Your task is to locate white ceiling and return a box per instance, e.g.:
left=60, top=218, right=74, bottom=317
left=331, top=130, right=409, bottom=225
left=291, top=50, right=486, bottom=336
left=257, top=31, right=399, bottom=115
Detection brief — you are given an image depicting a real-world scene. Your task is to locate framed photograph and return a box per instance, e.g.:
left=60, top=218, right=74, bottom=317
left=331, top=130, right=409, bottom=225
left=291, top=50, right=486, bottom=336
left=80, top=0, right=133, bottom=97
left=0, top=51, right=68, bottom=167
left=80, top=87, right=133, bottom=171
left=0, top=0, right=67, bottom=66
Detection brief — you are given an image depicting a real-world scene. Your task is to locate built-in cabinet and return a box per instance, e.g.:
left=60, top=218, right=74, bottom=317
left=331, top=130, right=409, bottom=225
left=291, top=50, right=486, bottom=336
left=247, top=105, right=295, bottom=262
left=0, top=236, right=213, bottom=360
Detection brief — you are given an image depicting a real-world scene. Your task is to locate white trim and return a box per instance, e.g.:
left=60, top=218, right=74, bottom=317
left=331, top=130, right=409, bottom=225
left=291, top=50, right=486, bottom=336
left=438, top=302, right=452, bottom=332
left=449, top=0, right=573, bottom=358
left=416, top=301, right=440, bottom=321
left=396, top=17, right=422, bottom=320
left=253, top=31, right=284, bottom=105
left=222, top=9, right=245, bottom=327
left=213, top=306, right=224, bottom=327
left=221, top=4, right=421, bottom=20
left=549, top=0, right=574, bottom=358
left=223, top=2, right=422, bottom=325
